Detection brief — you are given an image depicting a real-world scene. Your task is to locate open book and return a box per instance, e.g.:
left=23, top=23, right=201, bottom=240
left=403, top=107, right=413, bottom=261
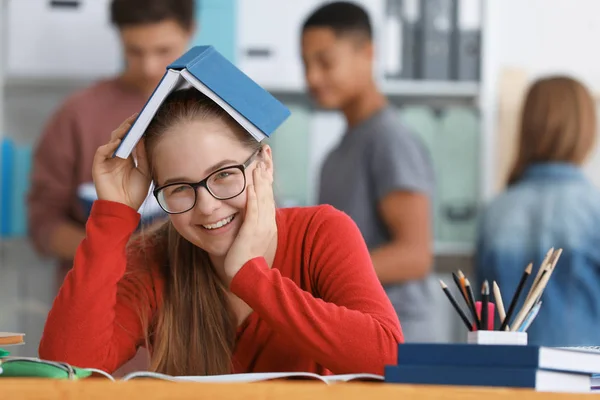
left=88, top=370, right=384, bottom=384
left=113, top=45, right=291, bottom=159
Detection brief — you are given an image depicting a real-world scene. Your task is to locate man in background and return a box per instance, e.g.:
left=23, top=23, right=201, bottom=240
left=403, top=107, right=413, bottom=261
left=301, top=1, right=438, bottom=342
left=27, top=0, right=195, bottom=284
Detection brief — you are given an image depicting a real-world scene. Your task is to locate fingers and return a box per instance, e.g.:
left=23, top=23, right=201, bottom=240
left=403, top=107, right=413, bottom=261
left=110, top=113, right=138, bottom=142
left=95, top=137, right=122, bottom=161
left=252, top=161, right=276, bottom=219
left=245, top=183, right=258, bottom=226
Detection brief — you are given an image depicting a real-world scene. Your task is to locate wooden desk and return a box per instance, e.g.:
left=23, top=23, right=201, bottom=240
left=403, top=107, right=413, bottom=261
left=0, top=379, right=594, bottom=400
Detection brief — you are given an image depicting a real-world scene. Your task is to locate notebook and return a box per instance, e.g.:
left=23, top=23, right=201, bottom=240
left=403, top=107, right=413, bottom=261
left=97, top=371, right=383, bottom=384
left=395, top=343, right=600, bottom=375
left=385, top=365, right=590, bottom=393
left=113, top=45, right=291, bottom=159
left=0, top=354, right=381, bottom=384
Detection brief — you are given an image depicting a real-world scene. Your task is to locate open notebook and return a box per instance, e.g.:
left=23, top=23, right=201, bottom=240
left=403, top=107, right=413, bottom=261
left=89, top=370, right=384, bottom=384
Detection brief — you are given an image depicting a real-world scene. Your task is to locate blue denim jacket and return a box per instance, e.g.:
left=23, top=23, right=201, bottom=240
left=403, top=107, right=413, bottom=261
left=475, top=163, right=600, bottom=347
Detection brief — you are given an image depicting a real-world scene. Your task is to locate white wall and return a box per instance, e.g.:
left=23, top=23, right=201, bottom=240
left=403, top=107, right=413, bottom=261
left=482, top=0, right=600, bottom=197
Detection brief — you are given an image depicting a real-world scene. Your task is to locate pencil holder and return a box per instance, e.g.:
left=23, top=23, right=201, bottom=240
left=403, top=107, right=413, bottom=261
left=467, top=331, right=527, bottom=346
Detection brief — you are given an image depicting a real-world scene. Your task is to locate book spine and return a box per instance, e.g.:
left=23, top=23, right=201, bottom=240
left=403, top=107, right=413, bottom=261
left=396, top=344, right=539, bottom=369
left=385, top=365, right=539, bottom=388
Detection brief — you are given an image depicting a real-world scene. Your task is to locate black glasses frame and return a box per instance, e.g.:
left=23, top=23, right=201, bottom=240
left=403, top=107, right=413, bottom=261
left=153, top=148, right=261, bottom=215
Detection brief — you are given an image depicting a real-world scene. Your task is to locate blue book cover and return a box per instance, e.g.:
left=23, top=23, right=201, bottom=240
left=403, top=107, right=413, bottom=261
left=384, top=365, right=590, bottom=392
left=395, top=343, right=600, bottom=375
left=114, top=45, right=291, bottom=159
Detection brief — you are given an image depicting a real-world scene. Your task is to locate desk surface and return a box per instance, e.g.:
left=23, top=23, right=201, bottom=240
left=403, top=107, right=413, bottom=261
left=0, top=379, right=594, bottom=400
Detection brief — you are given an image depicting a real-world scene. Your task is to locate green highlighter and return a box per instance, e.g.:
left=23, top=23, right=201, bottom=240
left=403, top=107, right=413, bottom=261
left=0, top=349, right=92, bottom=380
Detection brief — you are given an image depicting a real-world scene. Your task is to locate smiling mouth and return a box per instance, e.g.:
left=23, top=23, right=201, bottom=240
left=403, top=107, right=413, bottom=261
left=201, top=214, right=237, bottom=230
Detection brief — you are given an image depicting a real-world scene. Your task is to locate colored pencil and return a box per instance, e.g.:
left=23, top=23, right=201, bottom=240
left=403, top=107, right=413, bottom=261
left=524, top=248, right=554, bottom=304
left=440, top=280, right=473, bottom=331
left=493, top=281, right=507, bottom=330
left=518, top=301, right=542, bottom=332
left=465, top=278, right=480, bottom=330
left=481, top=281, right=490, bottom=330
left=458, top=270, right=469, bottom=305
left=452, top=272, right=469, bottom=305
left=499, top=262, right=532, bottom=331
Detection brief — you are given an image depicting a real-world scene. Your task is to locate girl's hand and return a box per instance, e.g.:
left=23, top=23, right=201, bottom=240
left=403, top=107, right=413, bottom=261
left=224, top=161, right=277, bottom=283
left=92, top=114, right=152, bottom=210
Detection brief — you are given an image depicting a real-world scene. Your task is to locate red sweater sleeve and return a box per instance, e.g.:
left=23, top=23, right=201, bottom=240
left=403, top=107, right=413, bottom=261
left=229, top=206, right=403, bottom=375
left=38, top=200, right=151, bottom=373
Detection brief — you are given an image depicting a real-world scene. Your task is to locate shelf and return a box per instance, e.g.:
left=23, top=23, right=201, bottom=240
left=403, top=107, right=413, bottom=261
left=266, top=80, right=480, bottom=99
left=383, top=80, right=479, bottom=98
left=4, top=76, right=102, bottom=89
left=3, top=75, right=480, bottom=100
left=434, top=241, right=474, bottom=257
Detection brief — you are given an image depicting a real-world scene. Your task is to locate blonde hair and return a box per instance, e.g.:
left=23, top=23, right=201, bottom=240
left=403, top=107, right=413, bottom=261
left=508, top=76, right=597, bottom=184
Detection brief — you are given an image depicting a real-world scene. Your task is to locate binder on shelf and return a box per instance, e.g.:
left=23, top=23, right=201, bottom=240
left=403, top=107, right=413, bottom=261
left=454, top=0, right=481, bottom=81
left=10, top=145, right=32, bottom=237
left=420, top=0, right=455, bottom=81
left=401, top=0, right=421, bottom=80
left=384, top=0, right=403, bottom=79
left=0, top=138, right=14, bottom=238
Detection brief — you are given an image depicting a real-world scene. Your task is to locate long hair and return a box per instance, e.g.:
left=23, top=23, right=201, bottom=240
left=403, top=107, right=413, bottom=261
left=119, top=88, right=261, bottom=376
left=507, top=76, right=597, bottom=185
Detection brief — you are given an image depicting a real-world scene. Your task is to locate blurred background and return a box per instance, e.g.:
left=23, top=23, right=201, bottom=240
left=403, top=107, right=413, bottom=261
left=1, top=0, right=600, bottom=357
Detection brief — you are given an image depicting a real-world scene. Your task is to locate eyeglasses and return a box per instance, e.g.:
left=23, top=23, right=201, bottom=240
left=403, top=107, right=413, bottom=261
left=153, top=148, right=261, bottom=214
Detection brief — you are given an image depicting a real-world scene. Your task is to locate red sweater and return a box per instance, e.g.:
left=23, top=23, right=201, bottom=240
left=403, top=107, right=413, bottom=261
left=39, top=200, right=403, bottom=375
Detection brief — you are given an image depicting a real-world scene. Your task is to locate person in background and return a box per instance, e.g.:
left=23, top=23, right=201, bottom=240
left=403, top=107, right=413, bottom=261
left=27, top=0, right=195, bottom=286
left=300, top=2, right=437, bottom=342
left=475, top=76, right=600, bottom=347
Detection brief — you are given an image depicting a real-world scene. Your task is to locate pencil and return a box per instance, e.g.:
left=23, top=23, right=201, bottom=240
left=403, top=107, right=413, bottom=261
left=524, top=248, right=554, bottom=304
left=512, top=249, right=563, bottom=331
left=452, top=272, right=469, bottom=305
left=510, top=266, right=553, bottom=331
left=458, top=270, right=469, bottom=305
left=481, top=281, right=490, bottom=330
left=464, top=279, right=480, bottom=330
left=499, top=262, right=532, bottom=331
left=518, top=301, right=542, bottom=332
left=440, top=280, right=473, bottom=331
left=532, top=249, right=562, bottom=304
left=493, top=281, right=507, bottom=330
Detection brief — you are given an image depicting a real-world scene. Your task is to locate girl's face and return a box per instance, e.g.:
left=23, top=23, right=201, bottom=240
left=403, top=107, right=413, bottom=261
left=152, top=118, right=273, bottom=258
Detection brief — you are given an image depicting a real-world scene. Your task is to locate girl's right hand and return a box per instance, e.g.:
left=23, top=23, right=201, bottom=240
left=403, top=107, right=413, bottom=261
left=92, top=114, right=152, bottom=211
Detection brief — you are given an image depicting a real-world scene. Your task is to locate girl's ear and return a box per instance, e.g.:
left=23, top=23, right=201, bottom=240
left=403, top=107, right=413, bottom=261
left=260, top=145, right=275, bottom=181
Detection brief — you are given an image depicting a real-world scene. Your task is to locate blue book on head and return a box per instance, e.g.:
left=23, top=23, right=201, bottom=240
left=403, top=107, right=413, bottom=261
left=114, top=45, right=291, bottom=159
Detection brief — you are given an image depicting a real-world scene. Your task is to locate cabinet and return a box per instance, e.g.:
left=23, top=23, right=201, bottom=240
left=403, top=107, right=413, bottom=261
left=5, top=0, right=121, bottom=80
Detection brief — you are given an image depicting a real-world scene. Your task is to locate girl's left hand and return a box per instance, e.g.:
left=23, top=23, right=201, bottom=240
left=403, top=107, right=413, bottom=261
left=223, top=161, right=277, bottom=284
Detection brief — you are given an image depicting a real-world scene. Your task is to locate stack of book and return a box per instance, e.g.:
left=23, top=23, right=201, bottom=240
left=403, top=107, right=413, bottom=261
left=384, top=343, right=600, bottom=392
